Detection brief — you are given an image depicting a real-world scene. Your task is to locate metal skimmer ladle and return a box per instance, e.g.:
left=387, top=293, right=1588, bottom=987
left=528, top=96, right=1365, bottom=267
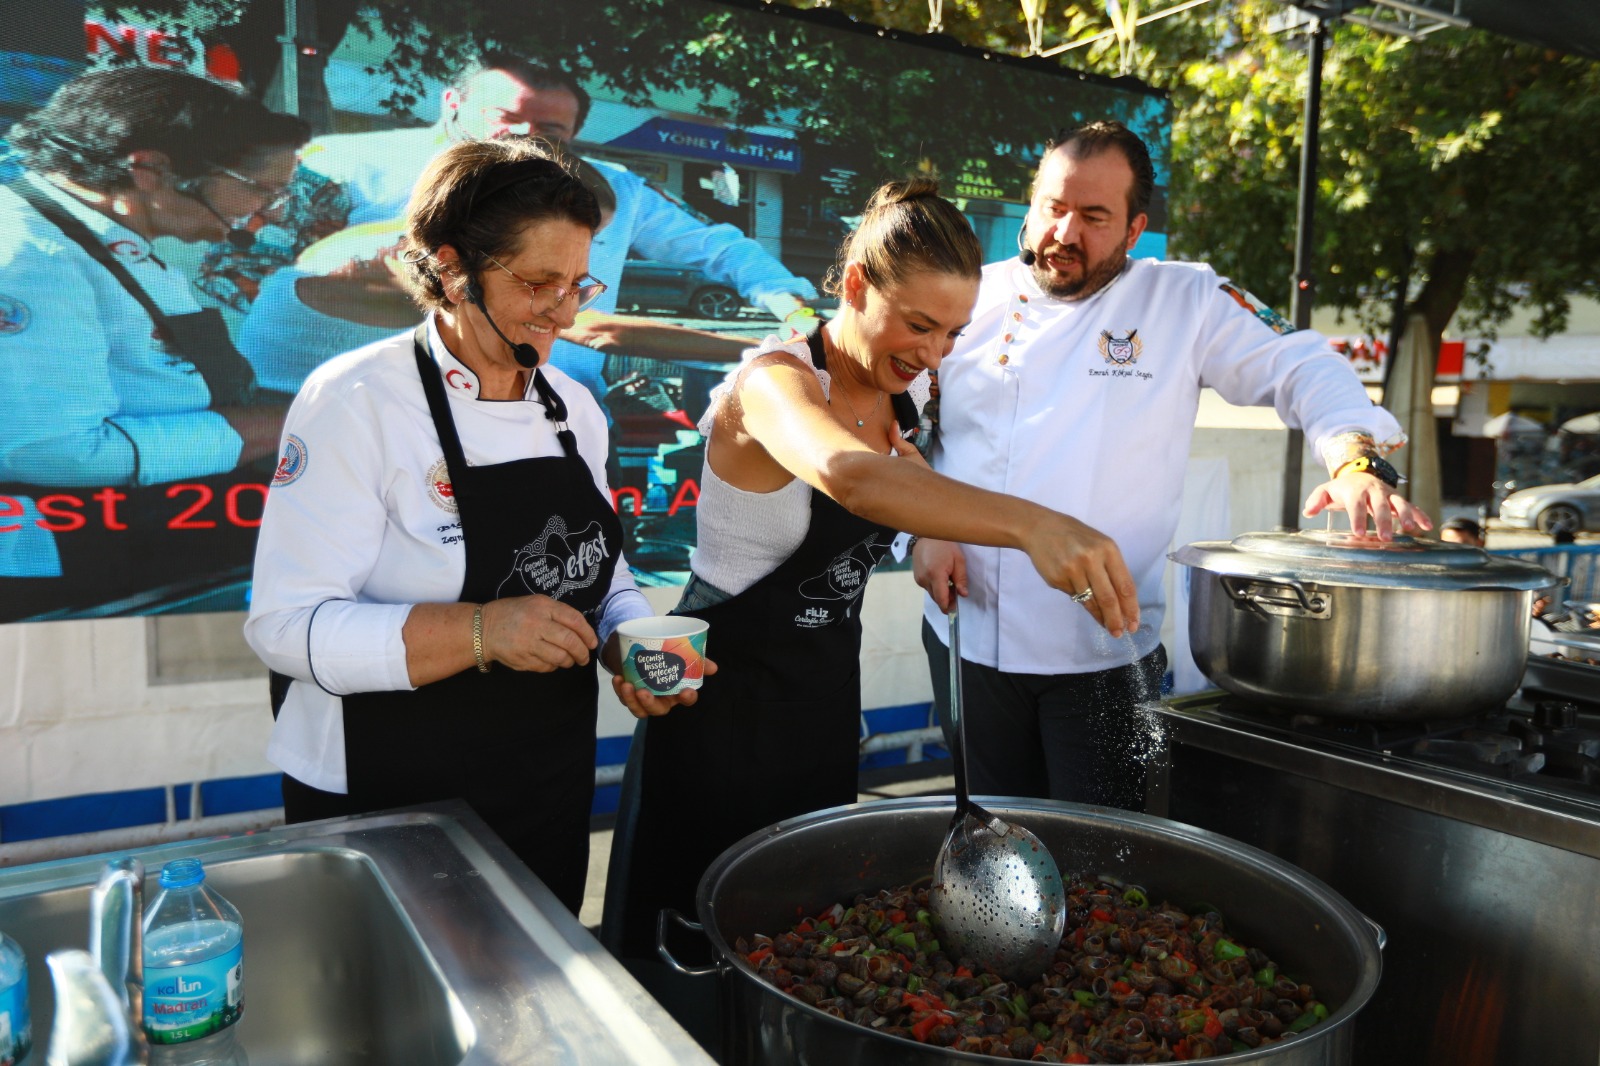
left=930, top=597, right=1067, bottom=981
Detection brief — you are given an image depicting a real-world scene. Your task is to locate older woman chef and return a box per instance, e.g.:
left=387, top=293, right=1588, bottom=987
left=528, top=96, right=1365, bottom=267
left=245, top=138, right=705, bottom=913
left=0, top=67, right=306, bottom=616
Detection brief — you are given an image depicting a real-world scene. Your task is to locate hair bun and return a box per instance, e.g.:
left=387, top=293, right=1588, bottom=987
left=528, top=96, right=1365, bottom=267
left=868, top=175, right=942, bottom=211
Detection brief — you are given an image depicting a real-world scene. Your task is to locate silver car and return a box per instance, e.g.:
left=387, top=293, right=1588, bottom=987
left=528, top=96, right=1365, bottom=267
left=1497, top=474, right=1600, bottom=534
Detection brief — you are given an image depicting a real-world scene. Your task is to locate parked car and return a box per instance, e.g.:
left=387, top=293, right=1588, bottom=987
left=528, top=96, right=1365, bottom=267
left=1497, top=474, right=1600, bottom=534
left=613, top=259, right=746, bottom=320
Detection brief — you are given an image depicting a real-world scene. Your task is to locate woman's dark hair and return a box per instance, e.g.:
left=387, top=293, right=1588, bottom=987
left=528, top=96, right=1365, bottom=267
left=401, top=137, right=601, bottom=312
left=9, top=67, right=308, bottom=189
left=823, top=177, right=982, bottom=298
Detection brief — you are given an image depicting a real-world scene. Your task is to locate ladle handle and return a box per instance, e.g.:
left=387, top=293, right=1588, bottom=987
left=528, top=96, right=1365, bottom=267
left=947, top=595, right=971, bottom=818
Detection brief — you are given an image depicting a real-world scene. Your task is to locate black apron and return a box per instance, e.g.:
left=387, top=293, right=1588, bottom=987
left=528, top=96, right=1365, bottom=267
left=279, top=325, right=622, bottom=915
left=0, top=178, right=265, bottom=622
left=604, top=331, right=903, bottom=960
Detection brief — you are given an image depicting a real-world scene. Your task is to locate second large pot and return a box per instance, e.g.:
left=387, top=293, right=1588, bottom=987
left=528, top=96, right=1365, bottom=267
left=1172, top=530, right=1559, bottom=719
left=688, top=797, right=1383, bottom=1066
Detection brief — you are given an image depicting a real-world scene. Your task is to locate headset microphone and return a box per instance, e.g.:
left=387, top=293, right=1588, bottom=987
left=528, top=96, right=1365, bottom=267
left=466, top=277, right=540, bottom=369
left=175, top=176, right=256, bottom=252
left=1015, top=221, right=1037, bottom=267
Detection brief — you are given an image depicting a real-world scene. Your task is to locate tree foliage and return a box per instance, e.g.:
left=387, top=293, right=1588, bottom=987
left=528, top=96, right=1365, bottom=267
left=803, top=0, right=1600, bottom=353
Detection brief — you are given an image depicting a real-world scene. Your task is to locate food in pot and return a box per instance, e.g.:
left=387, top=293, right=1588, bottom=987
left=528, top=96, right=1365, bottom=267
left=735, top=876, right=1328, bottom=1062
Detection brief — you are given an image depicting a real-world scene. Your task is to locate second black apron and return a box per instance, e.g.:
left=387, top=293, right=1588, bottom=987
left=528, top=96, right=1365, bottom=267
left=604, top=334, right=901, bottom=960
left=335, top=325, right=622, bottom=914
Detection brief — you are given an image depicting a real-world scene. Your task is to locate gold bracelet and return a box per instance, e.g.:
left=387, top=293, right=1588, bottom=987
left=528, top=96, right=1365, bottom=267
left=472, top=603, right=490, bottom=674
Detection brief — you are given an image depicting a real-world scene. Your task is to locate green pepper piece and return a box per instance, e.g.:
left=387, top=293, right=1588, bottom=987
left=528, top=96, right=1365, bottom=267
left=1254, top=967, right=1276, bottom=987
left=893, top=931, right=919, bottom=952
left=816, top=919, right=833, bottom=933
left=923, top=939, right=940, bottom=954
left=818, top=935, right=838, bottom=950
left=1010, top=994, right=1029, bottom=1020
left=866, top=913, right=884, bottom=934
left=1122, top=886, right=1149, bottom=908
left=1033, top=1022, right=1052, bottom=1041
left=1213, top=938, right=1247, bottom=961
left=1288, top=1011, right=1319, bottom=1033
left=1072, top=989, right=1098, bottom=1008
left=907, top=974, right=923, bottom=994
left=916, top=909, right=932, bottom=926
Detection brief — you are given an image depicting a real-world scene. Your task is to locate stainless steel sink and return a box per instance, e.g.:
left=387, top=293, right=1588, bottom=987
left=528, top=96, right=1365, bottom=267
left=0, top=802, right=713, bottom=1064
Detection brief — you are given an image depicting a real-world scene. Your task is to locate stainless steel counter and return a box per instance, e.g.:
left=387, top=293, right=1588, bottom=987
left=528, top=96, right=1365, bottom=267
left=1151, top=695, right=1600, bottom=1066
left=0, top=801, right=714, bottom=1065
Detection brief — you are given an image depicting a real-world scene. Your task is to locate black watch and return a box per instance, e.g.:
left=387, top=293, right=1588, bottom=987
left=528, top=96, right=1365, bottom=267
left=1343, top=454, right=1404, bottom=488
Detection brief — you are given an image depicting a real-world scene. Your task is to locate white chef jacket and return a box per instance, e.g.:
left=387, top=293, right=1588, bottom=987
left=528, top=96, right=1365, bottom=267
left=923, top=257, right=1403, bottom=675
left=0, top=174, right=242, bottom=487
left=239, top=127, right=817, bottom=394
left=245, top=316, right=652, bottom=793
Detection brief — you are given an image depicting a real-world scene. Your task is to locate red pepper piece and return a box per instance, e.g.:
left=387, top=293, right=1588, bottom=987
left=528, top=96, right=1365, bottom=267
left=747, top=948, right=773, bottom=965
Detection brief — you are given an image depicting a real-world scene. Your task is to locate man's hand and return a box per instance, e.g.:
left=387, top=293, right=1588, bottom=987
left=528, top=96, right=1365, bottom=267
left=1303, top=471, right=1433, bottom=539
left=912, top=538, right=967, bottom=611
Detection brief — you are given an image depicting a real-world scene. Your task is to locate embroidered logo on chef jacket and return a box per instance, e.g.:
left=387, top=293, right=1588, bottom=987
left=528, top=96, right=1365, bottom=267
left=425, top=457, right=458, bottom=513
left=794, top=534, right=891, bottom=627
left=271, top=435, right=309, bottom=487
left=1098, top=329, right=1143, bottom=366
left=106, top=239, right=150, bottom=263
left=498, top=515, right=611, bottom=600
left=1219, top=282, right=1297, bottom=336
left=0, top=295, right=30, bottom=335
left=444, top=368, right=474, bottom=392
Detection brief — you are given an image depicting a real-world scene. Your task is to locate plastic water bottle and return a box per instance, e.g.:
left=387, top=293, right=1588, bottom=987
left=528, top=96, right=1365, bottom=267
left=142, top=859, right=244, bottom=1066
left=0, top=928, right=30, bottom=1066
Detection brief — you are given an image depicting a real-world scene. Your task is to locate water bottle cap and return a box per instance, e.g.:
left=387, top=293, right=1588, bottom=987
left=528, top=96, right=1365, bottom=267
left=159, top=857, right=206, bottom=888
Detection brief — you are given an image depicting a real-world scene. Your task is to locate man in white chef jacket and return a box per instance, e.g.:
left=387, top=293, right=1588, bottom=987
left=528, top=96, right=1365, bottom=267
left=202, top=55, right=818, bottom=399
left=913, top=120, right=1432, bottom=810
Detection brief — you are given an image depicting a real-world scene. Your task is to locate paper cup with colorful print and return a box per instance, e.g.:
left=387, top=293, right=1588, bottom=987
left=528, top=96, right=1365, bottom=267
left=617, top=616, right=709, bottom=696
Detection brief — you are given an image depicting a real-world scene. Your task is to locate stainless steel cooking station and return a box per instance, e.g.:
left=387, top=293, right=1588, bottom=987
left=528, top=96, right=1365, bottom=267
left=1149, top=682, right=1600, bottom=1066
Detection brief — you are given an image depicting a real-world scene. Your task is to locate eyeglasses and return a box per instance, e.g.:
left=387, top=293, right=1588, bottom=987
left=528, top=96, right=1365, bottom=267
left=210, top=165, right=293, bottom=215
left=487, top=256, right=607, bottom=313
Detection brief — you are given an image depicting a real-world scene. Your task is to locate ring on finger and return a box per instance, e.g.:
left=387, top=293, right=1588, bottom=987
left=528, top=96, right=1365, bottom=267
left=1071, top=587, right=1095, bottom=604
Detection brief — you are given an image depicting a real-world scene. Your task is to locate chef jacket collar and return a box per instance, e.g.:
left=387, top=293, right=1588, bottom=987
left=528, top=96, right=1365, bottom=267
left=424, top=311, right=538, bottom=401
left=24, top=171, right=157, bottom=264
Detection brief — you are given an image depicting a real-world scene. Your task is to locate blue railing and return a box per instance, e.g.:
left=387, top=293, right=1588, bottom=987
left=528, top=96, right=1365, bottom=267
left=1489, top=545, right=1600, bottom=604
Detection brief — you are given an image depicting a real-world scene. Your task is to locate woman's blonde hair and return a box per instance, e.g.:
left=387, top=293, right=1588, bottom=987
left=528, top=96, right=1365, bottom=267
left=823, top=177, right=982, bottom=297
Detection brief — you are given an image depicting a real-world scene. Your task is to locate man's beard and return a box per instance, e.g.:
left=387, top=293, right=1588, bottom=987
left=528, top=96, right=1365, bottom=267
left=1030, top=241, right=1129, bottom=301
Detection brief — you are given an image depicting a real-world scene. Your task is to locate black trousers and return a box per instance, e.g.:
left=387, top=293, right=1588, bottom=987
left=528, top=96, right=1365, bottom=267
left=922, top=619, right=1167, bottom=811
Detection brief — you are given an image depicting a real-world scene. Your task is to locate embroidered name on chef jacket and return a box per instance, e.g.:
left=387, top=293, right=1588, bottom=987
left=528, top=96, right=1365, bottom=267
left=498, top=515, right=611, bottom=600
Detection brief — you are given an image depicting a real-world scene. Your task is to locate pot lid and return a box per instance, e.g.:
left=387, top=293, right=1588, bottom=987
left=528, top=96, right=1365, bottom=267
left=1171, top=530, right=1562, bottom=592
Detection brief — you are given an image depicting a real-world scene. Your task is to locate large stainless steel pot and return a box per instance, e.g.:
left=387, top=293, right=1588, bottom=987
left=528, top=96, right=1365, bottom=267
left=1172, top=531, right=1560, bottom=719
left=672, top=797, right=1382, bottom=1066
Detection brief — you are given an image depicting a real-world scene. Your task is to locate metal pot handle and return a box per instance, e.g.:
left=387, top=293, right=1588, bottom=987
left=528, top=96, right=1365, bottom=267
left=1220, top=575, right=1331, bottom=619
left=656, top=907, right=722, bottom=977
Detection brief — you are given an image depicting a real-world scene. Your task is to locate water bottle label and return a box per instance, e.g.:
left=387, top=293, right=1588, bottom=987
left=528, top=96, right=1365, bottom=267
left=0, top=974, right=31, bottom=1066
left=143, top=941, right=244, bottom=1045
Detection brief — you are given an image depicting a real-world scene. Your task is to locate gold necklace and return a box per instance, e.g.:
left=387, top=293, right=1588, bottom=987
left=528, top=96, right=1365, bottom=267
left=830, top=380, right=883, bottom=428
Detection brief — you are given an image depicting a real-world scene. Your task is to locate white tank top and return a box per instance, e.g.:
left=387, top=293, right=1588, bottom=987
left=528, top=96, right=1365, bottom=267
left=689, top=333, right=930, bottom=596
